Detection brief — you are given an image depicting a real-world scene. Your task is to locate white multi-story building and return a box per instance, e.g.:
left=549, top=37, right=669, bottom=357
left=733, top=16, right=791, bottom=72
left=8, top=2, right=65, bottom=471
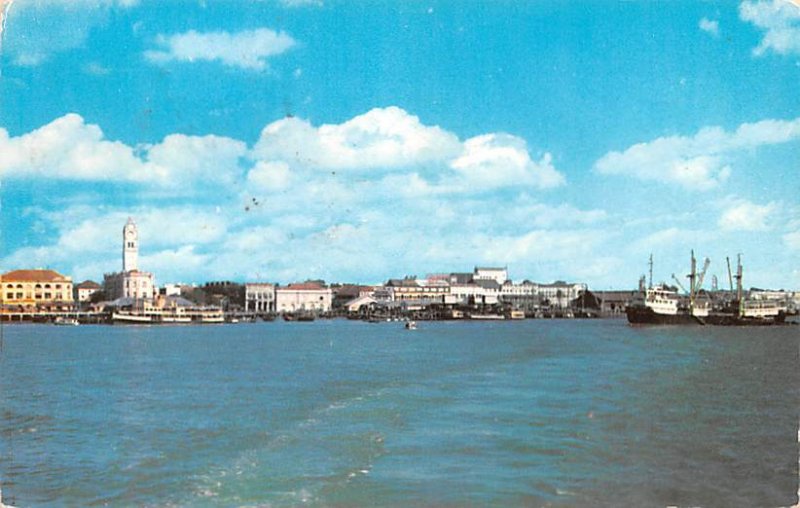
left=74, top=280, right=101, bottom=302
left=104, top=218, right=156, bottom=300
left=537, top=281, right=587, bottom=309
left=386, top=278, right=450, bottom=303
left=276, top=283, right=332, bottom=313
left=473, top=267, right=508, bottom=285
left=245, top=283, right=276, bottom=313
left=447, top=280, right=500, bottom=306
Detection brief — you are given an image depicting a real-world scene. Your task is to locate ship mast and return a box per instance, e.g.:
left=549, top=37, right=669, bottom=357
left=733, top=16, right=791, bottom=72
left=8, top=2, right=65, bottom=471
left=687, top=250, right=697, bottom=311
left=726, top=257, right=734, bottom=292
left=648, top=253, right=653, bottom=289
left=735, top=254, right=743, bottom=317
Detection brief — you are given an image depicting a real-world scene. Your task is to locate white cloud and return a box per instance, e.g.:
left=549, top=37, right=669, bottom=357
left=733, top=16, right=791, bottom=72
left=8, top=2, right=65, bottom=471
left=253, top=106, right=462, bottom=171
left=739, top=0, right=800, bottom=56
left=783, top=230, right=800, bottom=251
left=146, top=133, right=248, bottom=187
left=631, top=227, right=683, bottom=252
left=144, top=28, right=296, bottom=71
left=247, top=161, right=292, bottom=190
left=0, top=113, right=248, bottom=190
left=2, top=108, right=585, bottom=285
left=251, top=107, right=565, bottom=195
left=83, top=62, right=111, bottom=75
left=594, top=116, right=800, bottom=190
left=699, top=17, right=720, bottom=37
left=1, top=0, right=137, bottom=66
left=718, top=199, right=778, bottom=231
left=0, top=113, right=146, bottom=181
left=450, top=134, right=565, bottom=190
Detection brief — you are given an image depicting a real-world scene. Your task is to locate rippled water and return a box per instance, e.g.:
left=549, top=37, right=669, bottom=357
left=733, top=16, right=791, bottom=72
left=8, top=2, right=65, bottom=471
left=0, top=319, right=797, bottom=507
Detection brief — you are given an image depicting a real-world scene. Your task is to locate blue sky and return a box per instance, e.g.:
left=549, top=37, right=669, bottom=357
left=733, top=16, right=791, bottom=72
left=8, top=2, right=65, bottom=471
left=1, top=0, right=798, bottom=289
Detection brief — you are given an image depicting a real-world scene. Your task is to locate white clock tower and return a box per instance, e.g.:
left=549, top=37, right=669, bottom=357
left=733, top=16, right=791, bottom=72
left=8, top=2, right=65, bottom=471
left=122, top=217, right=139, bottom=272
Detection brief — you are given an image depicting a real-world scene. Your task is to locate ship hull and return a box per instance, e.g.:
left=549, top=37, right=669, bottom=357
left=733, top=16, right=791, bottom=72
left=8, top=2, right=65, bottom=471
left=704, top=311, right=786, bottom=326
left=625, top=305, right=699, bottom=325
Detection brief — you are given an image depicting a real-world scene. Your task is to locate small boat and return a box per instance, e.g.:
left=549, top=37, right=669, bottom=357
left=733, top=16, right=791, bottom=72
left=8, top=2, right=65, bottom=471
left=468, top=313, right=506, bottom=320
left=405, top=320, right=417, bottom=330
left=54, top=316, right=80, bottom=326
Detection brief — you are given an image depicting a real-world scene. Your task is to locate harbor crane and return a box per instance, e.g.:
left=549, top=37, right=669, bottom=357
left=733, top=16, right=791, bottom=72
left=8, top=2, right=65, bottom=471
left=694, top=257, right=711, bottom=296
left=671, top=274, right=688, bottom=294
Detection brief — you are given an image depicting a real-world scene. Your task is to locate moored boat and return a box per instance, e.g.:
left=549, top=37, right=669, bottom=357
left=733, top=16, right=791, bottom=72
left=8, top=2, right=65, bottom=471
left=53, top=316, right=80, bottom=326
left=468, top=313, right=506, bottom=320
left=627, top=252, right=789, bottom=326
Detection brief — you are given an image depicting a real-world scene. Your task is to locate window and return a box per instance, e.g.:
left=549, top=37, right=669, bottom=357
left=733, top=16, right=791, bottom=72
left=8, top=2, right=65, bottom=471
left=44, top=293, right=52, bottom=299
left=6, top=293, right=13, bottom=300
left=16, top=292, right=23, bottom=299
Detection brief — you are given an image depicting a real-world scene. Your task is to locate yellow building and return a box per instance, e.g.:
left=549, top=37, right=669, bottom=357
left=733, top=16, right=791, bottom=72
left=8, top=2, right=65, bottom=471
left=1, top=269, right=75, bottom=311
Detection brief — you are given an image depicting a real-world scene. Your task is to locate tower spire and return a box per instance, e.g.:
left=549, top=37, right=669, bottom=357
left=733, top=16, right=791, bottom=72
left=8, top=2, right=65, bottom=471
left=122, top=218, right=139, bottom=272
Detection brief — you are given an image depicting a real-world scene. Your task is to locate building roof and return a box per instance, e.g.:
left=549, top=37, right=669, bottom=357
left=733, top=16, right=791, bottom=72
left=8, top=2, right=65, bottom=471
left=76, top=280, right=101, bottom=289
left=282, top=282, right=327, bottom=290
left=474, top=266, right=506, bottom=272
left=2, top=269, right=71, bottom=282
left=334, top=284, right=370, bottom=297
left=386, top=278, right=419, bottom=287
left=449, top=273, right=473, bottom=284
left=474, top=279, right=501, bottom=290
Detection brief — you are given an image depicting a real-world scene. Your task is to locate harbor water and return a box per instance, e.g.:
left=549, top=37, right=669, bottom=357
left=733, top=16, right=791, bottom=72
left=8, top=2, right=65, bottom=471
left=0, top=320, right=797, bottom=507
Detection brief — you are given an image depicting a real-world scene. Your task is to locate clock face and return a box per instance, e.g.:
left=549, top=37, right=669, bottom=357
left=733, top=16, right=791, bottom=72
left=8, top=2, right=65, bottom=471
left=126, top=229, right=135, bottom=237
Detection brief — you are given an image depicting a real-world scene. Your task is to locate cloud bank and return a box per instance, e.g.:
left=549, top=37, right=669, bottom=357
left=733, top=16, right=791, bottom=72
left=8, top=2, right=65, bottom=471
left=144, top=28, right=297, bottom=70
left=594, top=116, right=800, bottom=190
left=739, top=0, right=800, bottom=56
left=2, top=107, right=585, bottom=283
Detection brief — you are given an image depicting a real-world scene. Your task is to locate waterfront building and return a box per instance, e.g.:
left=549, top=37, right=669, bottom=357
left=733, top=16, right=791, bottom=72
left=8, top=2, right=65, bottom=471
left=103, top=218, right=156, bottom=300
left=275, top=282, right=333, bottom=313
left=537, top=281, right=588, bottom=309
left=159, top=284, right=183, bottom=297
left=594, top=290, right=638, bottom=316
left=74, top=280, right=101, bottom=302
left=245, top=282, right=276, bottom=313
left=448, top=280, right=500, bottom=306
left=344, top=295, right=377, bottom=313
left=203, top=281, right=245, bottom=309
left=449, top=272, right=474, bottom=285
left=386, top=277, right=450, bottom=304
left=474, top=267, right=508, bottom=285
left=1, top=269, right=75, bottom=311
left=499, top=280, right=541, bottom=311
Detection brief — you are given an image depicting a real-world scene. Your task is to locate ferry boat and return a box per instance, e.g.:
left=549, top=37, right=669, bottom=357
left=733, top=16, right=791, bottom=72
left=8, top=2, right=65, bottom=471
left=111, top=297, right=223, bottom=325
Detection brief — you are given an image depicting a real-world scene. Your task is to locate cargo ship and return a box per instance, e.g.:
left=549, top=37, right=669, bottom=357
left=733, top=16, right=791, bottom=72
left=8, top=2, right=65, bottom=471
left=626, top=253, right=787, bottom=326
